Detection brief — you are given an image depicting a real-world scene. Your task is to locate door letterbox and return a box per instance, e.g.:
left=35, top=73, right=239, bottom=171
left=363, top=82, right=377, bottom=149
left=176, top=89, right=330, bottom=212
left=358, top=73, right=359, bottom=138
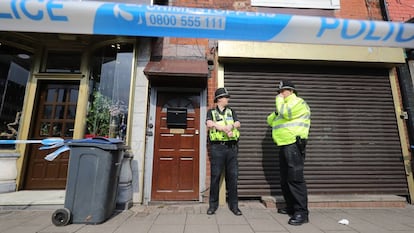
left=167, top=108, right=187, bottom=128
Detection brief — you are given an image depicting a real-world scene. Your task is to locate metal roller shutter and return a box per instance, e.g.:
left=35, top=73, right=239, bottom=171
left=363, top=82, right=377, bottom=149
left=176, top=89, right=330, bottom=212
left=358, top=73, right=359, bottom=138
left=224, top=63, right=409, bottom=198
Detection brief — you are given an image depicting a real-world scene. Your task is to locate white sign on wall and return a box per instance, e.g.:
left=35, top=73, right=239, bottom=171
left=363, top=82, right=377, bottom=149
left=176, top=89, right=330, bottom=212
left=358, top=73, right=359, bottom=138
left=251, top=0, right=340, bottom=9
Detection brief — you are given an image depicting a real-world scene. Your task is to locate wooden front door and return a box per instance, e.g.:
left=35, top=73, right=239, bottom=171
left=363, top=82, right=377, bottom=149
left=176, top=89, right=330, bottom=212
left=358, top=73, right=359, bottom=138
left=151, top=92, right=200, bottom=200
left=24, top=81, right=79, bottom=189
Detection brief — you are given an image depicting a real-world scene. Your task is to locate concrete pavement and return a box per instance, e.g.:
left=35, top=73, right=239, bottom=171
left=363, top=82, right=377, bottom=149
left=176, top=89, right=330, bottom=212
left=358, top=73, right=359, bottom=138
left=1, top=201, right=414, bottom=233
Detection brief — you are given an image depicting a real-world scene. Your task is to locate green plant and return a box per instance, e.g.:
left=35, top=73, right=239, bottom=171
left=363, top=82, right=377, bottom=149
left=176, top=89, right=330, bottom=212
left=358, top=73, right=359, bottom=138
left=86, top=91, right=111, bottom=136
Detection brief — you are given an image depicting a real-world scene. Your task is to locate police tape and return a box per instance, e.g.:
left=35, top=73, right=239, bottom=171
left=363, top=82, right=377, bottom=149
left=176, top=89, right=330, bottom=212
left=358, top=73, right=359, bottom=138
left=0, top=138, right=64, bottom=146
left=0, top=138, right=67, bottom=161
left=0, top=137, right=124, bottom=161
left=0, top=0, right=413, bottom=48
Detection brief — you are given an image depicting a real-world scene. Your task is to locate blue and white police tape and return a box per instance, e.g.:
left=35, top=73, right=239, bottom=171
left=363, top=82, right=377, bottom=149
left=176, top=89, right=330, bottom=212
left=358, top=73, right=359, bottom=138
left=43, top=145, right=70, bottom=161
left=0, top=1, right=413, bottom=48
left=0, top=138, right=64, bottom=146
left=0, top=138, right=67, bottom=161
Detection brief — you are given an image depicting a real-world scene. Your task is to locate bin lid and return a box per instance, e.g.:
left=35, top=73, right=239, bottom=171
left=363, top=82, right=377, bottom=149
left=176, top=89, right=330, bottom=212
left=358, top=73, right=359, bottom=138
left=67, top=137, right=127, bottom=150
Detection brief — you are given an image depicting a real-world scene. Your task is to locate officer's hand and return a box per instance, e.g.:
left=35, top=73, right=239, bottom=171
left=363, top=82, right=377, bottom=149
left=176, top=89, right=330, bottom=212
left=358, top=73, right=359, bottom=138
left=215, top=125, right=226, bottom=132
left=224, top=124, right=233, bottom=132
left=206, top=120, right=215, bottom=128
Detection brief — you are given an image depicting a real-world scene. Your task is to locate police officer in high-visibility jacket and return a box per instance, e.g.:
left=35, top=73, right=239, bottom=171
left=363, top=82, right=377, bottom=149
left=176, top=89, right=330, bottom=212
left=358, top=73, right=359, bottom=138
left=206, top=87, right=242, bottom=216
left=267, top=80, right=311, bottom=226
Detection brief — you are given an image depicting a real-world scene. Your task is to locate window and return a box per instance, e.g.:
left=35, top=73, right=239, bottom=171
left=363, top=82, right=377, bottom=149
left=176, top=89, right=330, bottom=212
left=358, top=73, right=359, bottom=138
left=0, top=44, right=32, bottom=149
left=251, top=0, right=340, bottom=9
left=44, top=51, right=81, bottom=73
left=153, top=0, right=169, bottom=5
left=87, top=43, right=134, bottom=141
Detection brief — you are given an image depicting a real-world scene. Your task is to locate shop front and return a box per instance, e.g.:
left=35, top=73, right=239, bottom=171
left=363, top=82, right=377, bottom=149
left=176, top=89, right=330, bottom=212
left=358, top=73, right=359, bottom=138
left=0, top=32, right=148, bottom=200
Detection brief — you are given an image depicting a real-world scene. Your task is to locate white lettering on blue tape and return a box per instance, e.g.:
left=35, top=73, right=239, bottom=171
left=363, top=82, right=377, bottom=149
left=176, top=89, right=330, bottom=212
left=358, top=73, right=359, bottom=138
left=0, top=0, right=413, bottom=48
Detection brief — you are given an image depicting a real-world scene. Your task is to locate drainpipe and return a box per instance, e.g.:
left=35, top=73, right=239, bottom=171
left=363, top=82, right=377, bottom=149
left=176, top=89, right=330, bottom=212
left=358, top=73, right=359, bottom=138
left=379, top=0, right=390, bottom=21
left=381, top=0, right=414, bottom=203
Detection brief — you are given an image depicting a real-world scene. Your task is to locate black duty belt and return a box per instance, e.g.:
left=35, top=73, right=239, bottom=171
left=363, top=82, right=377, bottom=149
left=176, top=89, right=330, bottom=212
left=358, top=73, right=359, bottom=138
left=210, top=141, right=238, bottom=146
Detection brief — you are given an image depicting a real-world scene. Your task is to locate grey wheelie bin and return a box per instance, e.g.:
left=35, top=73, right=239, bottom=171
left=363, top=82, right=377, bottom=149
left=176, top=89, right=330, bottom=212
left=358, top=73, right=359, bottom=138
left=52, top=137, right=127, bottom=226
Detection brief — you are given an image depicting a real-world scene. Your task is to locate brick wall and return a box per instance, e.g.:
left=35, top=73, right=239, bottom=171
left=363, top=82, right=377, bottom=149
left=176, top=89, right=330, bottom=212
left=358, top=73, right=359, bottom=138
left=335, top=0, right=383, bottom=20
left=386, top=0, right=414, bottom=22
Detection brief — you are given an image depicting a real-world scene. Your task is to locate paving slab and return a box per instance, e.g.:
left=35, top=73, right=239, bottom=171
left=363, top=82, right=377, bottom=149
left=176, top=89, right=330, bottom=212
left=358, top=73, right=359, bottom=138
left=1, top=201, right=414, bottom=233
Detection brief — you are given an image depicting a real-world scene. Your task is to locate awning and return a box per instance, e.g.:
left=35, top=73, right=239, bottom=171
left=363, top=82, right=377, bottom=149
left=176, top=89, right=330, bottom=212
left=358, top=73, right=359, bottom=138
left=144, top=59, right=208, bottom=77
left=0, top=1, right=413, bottom=48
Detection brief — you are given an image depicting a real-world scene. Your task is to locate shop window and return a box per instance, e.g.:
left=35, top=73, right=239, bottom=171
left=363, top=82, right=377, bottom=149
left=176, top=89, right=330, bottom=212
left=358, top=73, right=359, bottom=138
left=0, top=44, right=33, bottom=149
left=87, top=43, right=133, bottom=141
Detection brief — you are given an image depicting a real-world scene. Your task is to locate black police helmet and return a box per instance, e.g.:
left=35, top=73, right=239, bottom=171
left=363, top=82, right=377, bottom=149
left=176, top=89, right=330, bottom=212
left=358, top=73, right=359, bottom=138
left=278, top=80, right=298, bottom=95
left=278, top=80, right=295, bottom=90
left=214, top=88, right=230, bottom=103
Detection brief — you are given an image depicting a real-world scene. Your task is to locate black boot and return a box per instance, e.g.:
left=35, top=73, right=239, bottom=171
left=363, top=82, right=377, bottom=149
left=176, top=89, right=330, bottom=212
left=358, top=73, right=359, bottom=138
left=230, top=207, right=242, bottom=216
left=207, top=206, right=217, bottom=215
left=277, top=207, right=294, bottom=216
left=288, top=214, right=309, bottom=226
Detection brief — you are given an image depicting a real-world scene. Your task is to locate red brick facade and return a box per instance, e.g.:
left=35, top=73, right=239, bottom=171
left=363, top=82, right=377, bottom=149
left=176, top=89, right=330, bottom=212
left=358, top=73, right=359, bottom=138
left=343, top=0, right=383, bottom=20
left=386, top=0, right=414, bottom=22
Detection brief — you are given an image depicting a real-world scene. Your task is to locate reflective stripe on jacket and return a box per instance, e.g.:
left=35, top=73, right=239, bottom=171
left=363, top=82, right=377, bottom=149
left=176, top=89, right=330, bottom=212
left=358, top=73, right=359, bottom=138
left=267, top=93, right=310, bottom=146
left=209, top=108, right=240, bottom=141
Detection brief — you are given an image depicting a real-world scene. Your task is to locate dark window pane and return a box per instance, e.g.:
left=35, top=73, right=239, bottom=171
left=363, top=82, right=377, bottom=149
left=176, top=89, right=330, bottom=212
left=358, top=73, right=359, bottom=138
left=57, top=89, right=65, bottom=102
left=69, top=89, right=78, bottom=103
left=43, top=105, right=52, bottom=119
left=0, top=45, right=32, bottom=149
left=46, top=89, right=56, bottom=102
left=45, top=51, right=81, bottom=73
left=67, top=106, right=76, bottom=120
left=55, top=106, right=64, bottom=119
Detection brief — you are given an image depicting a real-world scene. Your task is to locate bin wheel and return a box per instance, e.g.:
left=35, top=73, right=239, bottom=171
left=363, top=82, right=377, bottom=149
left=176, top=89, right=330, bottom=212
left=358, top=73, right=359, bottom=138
left=52, top=208, right=71, bottom=226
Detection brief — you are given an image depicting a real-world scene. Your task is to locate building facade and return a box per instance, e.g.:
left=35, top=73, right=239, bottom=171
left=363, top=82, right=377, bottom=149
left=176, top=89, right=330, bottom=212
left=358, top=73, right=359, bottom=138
left=0, top=0, right=413, bottom=205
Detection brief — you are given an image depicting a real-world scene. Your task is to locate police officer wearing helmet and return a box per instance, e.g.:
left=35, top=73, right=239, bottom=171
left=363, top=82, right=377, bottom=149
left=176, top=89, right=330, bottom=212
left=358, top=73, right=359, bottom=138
left=206, top=87, right=242, bottom=216
left=267, top=80, right=311, bottom=225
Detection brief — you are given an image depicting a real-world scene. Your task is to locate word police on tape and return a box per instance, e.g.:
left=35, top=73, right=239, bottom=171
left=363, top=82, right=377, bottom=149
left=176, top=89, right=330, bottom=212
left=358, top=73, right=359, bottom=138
left=0, top=0, right=413, bottom=48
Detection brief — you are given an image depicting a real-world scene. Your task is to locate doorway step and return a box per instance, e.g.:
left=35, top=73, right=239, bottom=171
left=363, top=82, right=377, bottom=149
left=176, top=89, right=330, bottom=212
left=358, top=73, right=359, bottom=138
left=0, top=190, right=65, bottom=210
left=261, top=194, right=408, bottom=209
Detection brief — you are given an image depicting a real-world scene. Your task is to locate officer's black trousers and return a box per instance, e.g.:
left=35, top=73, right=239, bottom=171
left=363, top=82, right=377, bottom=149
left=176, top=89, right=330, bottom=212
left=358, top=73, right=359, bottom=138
left=279, top=143, right=309, bottom=216
left=209, top=143, right=239, bottom=210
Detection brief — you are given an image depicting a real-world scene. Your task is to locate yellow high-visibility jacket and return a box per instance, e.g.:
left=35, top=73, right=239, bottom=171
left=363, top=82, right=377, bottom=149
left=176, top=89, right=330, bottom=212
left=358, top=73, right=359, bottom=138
left=209, top=108, right=240, bottom=141
left=267, top=93, right=311, bottom=146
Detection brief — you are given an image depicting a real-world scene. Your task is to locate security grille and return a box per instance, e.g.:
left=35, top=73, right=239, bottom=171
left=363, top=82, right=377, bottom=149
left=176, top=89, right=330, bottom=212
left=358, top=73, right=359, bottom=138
left=224, top=63, right=408, bottom=197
